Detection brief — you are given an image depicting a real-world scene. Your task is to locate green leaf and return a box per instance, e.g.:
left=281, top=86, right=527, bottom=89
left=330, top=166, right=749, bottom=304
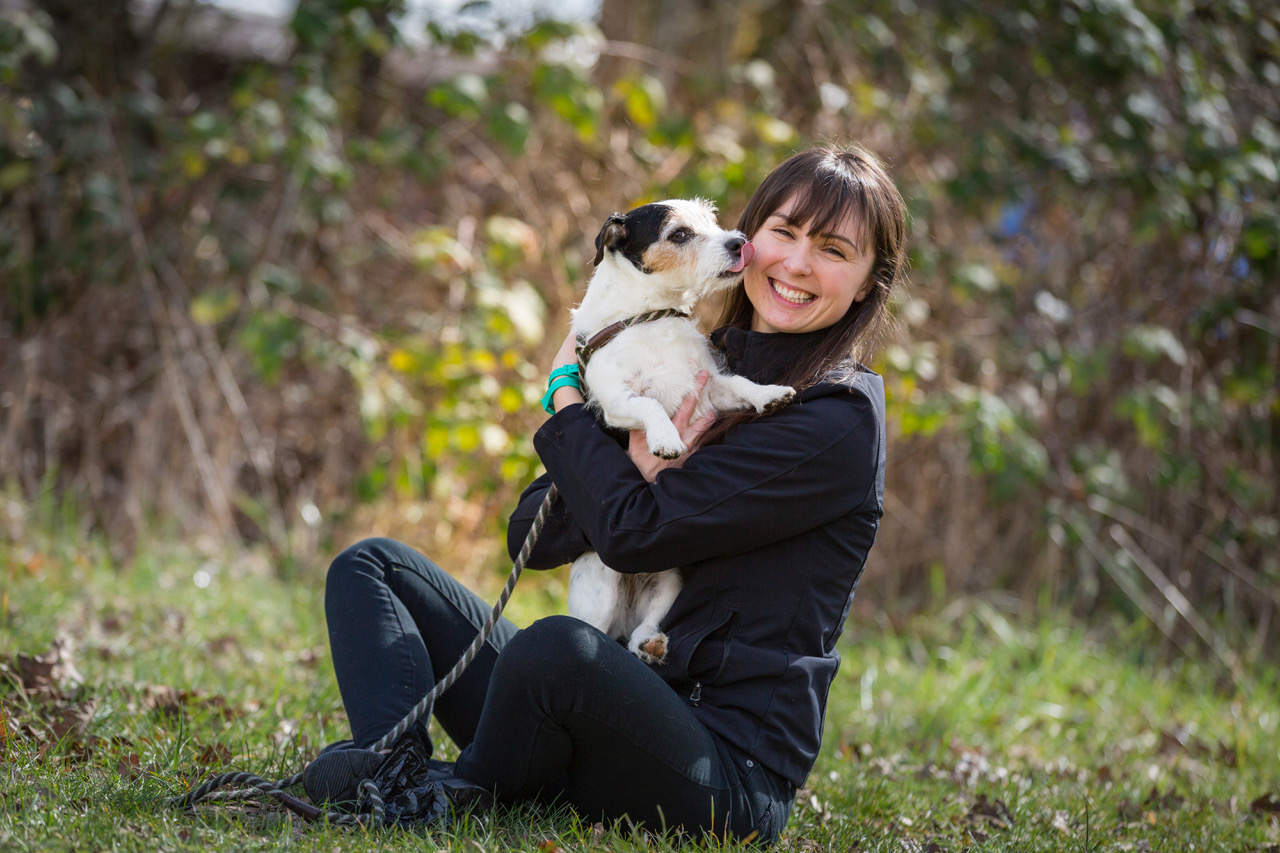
left=189, top=287, right=242, bottom=326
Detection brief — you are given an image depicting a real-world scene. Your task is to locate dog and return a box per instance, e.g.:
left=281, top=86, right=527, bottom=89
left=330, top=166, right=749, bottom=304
left=566, top=199, right=795, bottom=663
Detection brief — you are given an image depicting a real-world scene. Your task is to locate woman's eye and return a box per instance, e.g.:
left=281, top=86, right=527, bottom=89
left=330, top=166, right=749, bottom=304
left=669, top=228, right=692, bottom=243
left=824, top=246, right=847, bottom=259
left=773, top=227, right=793, bottom=238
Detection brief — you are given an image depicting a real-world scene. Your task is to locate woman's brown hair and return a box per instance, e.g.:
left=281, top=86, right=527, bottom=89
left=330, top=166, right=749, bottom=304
left=702, top=143, right=908, bottom=445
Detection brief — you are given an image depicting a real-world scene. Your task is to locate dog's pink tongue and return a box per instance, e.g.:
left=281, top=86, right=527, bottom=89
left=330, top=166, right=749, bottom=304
left=730, top=241, right=755, bottom=274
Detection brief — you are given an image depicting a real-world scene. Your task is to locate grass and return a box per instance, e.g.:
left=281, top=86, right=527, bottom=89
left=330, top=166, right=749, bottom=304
left=2, top=518, right=1278, bottom=852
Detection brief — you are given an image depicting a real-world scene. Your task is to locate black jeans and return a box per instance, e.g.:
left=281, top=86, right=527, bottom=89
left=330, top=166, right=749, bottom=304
left=324, top=537, right=792, bottom=843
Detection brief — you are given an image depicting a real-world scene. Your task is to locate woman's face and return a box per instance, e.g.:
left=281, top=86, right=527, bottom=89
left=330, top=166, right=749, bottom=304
left=743, top=197, right=876, bottom=335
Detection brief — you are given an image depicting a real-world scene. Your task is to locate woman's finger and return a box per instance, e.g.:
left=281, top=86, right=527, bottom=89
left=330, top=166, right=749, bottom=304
left=673, top=370, right=711, bottom=428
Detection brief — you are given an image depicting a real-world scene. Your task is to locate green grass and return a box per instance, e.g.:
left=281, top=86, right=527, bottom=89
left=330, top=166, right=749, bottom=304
left=2, top=524, right=1278, bottom=852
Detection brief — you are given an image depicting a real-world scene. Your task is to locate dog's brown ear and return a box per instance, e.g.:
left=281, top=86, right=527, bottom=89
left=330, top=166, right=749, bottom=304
left=592, top=213, right=627, bottom=267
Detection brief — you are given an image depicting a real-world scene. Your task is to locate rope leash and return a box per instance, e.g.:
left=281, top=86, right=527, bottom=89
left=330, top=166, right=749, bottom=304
left=169, top=483, right=560, bottom=827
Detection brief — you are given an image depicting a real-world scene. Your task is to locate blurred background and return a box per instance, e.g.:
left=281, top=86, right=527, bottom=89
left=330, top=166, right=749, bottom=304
left=1, top=0, right=1276, bottom=663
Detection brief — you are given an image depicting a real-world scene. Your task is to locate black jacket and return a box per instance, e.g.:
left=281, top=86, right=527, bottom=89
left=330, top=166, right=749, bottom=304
left=506, top=326, right=886, bottom=788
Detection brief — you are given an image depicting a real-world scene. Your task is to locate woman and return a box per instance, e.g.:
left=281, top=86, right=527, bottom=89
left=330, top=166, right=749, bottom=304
left=309, top=143, right=908, bottom=844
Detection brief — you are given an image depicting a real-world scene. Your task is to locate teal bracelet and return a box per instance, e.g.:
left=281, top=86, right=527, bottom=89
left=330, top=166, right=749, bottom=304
left=541, top=366, right=583, bottom=414
left=549, top=364, right=580, bottom=382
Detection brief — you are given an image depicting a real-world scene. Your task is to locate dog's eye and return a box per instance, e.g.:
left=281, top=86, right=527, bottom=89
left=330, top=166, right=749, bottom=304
left=668, top=228, right=693, bottom=244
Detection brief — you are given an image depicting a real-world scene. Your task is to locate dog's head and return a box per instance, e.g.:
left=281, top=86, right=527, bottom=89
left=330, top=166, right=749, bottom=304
left=591, top=199, right=753, bottom=297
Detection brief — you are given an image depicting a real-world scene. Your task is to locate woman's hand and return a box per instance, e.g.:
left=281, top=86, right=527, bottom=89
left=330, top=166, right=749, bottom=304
left=547, top=329, right=585, bottom=413
left=628, top=371, right=716, bottom=483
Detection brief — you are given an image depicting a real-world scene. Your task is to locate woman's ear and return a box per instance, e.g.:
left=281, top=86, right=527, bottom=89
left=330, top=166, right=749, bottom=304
left=853, top=274, right=876, bottom=303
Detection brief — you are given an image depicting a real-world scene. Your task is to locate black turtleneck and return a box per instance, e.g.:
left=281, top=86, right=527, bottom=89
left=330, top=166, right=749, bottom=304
left=711, top=325, right=857, bottom=388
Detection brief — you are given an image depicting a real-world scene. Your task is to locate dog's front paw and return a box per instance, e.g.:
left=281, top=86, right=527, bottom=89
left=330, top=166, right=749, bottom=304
left=646, top=428, right=687, bottom=459
left=760, top=386, right=796, bottom=414
left=634, top=633, right=669, bottom=664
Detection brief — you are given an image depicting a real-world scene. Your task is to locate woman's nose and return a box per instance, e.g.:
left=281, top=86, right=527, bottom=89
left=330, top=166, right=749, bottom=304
left=782, top=243, right=812, bottom=276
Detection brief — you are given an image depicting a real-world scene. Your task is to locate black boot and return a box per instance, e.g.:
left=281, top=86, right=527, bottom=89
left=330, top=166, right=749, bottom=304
left=303, top=740, right=387, bottom=805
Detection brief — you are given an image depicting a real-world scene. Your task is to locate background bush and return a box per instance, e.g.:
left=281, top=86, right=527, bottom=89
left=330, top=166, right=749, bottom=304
left=1, top=0, right=1276, bottom=660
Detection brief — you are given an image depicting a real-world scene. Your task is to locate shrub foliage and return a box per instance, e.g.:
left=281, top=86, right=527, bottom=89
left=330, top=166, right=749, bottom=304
left=1, top=0, right=1276, bottom=654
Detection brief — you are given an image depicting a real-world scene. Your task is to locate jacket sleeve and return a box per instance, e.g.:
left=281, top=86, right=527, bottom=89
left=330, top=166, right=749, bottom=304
left=532, top=392, right=882, bottom=573
left=506, top=468, right=593, bottom=570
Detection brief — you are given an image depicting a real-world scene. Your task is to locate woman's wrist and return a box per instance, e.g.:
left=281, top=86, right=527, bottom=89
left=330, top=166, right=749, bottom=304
left=551, top=384, right=585, bottom=412
left=541, top=362, right=584, bottom=413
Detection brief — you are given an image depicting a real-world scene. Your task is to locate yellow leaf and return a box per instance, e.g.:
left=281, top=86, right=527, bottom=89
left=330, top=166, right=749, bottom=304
left=499, top=386, right=523, bottom=413
left=754, top=115, right=797, bottom=146
left=425, top=426, right=448, bottom=457
left=388, top=348, right=418, bottom=373
left=455, top=425, right=480, bottom=453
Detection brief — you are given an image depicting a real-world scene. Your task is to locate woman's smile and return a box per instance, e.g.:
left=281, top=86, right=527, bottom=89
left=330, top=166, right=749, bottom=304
left=768, top=279, right=816, bottom=304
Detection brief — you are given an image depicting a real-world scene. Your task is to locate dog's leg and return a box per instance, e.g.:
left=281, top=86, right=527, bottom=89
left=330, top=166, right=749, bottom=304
left=595, top=388, right=687, bottom=458
left=627, top=569, right=682, bottom=664
left=707, top=373, right=795, bottom=415
left=568, top=552, right=622, bottom=638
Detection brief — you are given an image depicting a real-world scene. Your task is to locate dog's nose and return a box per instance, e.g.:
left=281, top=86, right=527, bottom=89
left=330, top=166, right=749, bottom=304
left=726, top=235, right=746, bottom=254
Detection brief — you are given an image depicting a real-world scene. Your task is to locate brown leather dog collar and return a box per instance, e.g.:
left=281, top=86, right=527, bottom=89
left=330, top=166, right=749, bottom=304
left=575, top=309, right=690, bottom=367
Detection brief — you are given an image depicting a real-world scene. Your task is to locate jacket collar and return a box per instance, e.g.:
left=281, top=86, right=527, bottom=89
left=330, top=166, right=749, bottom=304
left=711, top=325, right=825, bottom=385
left=711, top=325, right=867, bottom=392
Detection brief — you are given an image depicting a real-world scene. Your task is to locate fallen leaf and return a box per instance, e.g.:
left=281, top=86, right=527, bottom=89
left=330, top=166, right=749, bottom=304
left=966, top=794, right=1013, bottom=830
left=48, top=698, right=98, bottom=740
left=1143, top=786, right=1185, bottom=812
left=1250, top=793, right=1280, bottom=815
left=14, top=638, right=85, bottom=700
left=117, top=753, right=143, bottom=780
left=207, top=634, right=239, bottom=655
left=536, top=841, right=561, bottom=853
left=1118, top=798, right=1143, bottom=822
left=194, top=742, right=234, bottom=767
left=137, top=684, right=185, bottom=717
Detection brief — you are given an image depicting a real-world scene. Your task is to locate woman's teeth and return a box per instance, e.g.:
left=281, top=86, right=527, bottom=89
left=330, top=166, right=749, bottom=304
left=772, top=280, right=815, bottom=304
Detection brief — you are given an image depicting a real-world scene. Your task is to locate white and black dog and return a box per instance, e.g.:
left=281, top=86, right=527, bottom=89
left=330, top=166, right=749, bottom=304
left=566, top=199, right=795, bottom=663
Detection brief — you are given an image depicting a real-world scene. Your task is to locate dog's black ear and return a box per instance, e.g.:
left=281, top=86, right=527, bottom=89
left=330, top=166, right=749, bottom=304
left=592, top=213, right=627, bottom=267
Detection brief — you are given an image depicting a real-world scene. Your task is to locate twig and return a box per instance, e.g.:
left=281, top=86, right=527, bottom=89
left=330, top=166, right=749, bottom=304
left=150, top=249, right=288, bottom=547
left=1063, top=512, right=1197, bottom=658
left=597, top=41, right=696, bottom=75
left=95, top=93, right=237, bottom=540
left=437, top=121, right=547, bottom=236
left=1109, top=525, right=1232, bottom=670
left=1086, top=494, right=1280, bottom=608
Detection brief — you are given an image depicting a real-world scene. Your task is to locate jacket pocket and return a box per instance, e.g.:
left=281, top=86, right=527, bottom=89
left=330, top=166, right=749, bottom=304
left=684, top=609, right=739, bottom=684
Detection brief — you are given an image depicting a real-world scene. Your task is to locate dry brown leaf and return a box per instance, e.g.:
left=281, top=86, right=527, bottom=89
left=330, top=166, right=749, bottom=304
left=965, top=794, right=1013, bottom=830
left=117, top=753, right=143, bottom=780
left=48, top=698, right=98, bottom=740
left=207, top=634, right=239, bottom=655
left=1251, top=793, right=1280, bottom=815
left=14, top=637, right=84, bottom=700
left=1143, top=786, right=1185, bottom=812
left=194, top=742, right=234, bottom=768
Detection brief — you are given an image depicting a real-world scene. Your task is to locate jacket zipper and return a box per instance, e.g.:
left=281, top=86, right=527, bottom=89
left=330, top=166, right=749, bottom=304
left=689, top=682, right=702, bottom=704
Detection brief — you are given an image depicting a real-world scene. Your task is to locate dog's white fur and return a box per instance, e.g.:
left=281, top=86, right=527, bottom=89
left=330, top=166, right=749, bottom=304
left=567, top=199, right=794, bottom=663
